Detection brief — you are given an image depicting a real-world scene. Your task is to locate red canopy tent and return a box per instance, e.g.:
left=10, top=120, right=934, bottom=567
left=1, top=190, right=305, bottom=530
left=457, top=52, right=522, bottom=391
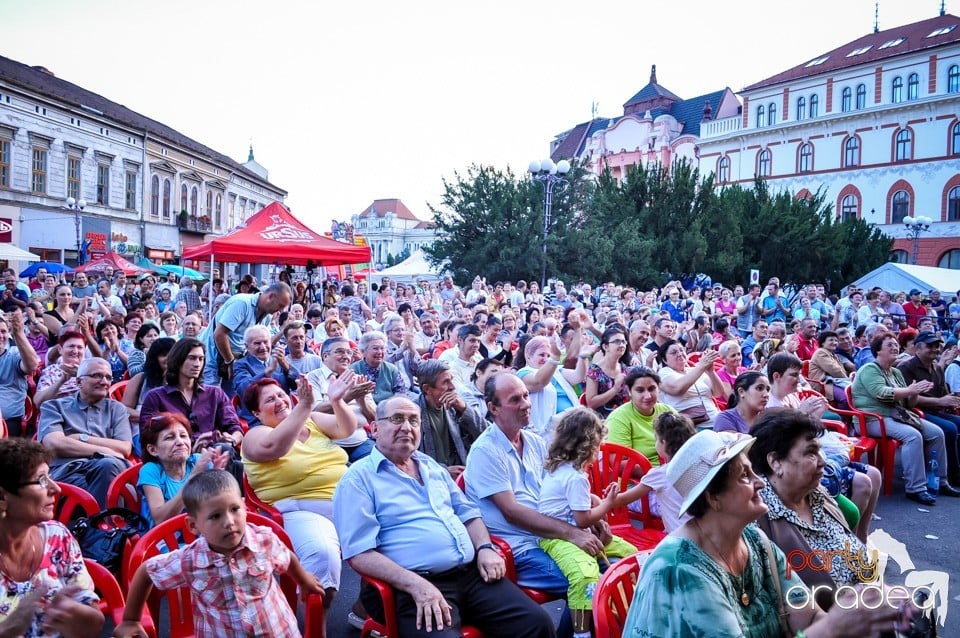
left=74, top=251, right=152, bottom=276
left=181, top=202, right=371, bottom=266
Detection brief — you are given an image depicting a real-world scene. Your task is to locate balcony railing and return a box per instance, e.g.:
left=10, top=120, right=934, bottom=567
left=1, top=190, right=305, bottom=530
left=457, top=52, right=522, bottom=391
left=177, top=215, right=212, bottom=232
left=700, top=116, right=742, bottom=139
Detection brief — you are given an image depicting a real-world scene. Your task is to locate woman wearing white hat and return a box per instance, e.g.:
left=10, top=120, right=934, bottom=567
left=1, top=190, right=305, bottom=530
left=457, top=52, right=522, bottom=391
left=621, top=429, right=910, bottom=637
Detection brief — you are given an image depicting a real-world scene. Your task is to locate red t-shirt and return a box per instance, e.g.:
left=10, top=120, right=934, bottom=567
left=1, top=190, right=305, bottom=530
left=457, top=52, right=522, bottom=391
left=901, top=301, right=926, bottom=328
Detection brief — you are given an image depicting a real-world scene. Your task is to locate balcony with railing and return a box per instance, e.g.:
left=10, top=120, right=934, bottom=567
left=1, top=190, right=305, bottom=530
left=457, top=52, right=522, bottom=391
left=177, top=214, right=212, bottom=233
left=700, top=116, right=742, bottom=139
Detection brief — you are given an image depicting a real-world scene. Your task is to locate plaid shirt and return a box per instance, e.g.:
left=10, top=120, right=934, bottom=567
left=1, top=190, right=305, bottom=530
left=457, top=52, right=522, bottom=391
left=146, top=523, right=300, bottom=638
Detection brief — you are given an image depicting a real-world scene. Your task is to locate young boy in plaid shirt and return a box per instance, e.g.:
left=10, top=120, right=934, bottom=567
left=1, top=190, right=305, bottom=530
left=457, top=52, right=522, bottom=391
left=114, top=470, right=323, bottom=638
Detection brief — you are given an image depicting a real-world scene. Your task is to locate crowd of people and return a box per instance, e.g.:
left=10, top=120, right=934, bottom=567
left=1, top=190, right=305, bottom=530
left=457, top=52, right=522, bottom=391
left=0, top=263, right=956, bottom=636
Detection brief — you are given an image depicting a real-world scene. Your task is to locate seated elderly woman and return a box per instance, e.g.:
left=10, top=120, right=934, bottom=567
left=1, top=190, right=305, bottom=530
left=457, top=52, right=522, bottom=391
left=716, top=341, right=747, bottom=399
left=241, top=374, right=358, bottom=615
left=515, top=330, right=587, bottom=442
left=807, top=330, right=852, bottom=408
left=622, top=430, right=906, bottom=636
left=0, top=438, right=104, bottom=637
left=34, top=330, right=87, bottom=406
left=748, top=409, right=872, bottom=610
left=656, top=339, right=725, bottom=429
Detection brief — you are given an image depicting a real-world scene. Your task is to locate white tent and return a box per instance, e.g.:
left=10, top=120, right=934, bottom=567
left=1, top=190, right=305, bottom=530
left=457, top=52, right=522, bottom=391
left=0, top=244, right=41, bottom=262
left=846, top=262, right=959, bottom=295
left=375, top=250, right=446, bottom=284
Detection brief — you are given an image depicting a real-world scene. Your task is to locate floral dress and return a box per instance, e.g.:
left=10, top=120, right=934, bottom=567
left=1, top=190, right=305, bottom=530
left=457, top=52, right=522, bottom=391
left=586, top=362, right=629, bottom=417
left=0, top=521, right=98, bottom=638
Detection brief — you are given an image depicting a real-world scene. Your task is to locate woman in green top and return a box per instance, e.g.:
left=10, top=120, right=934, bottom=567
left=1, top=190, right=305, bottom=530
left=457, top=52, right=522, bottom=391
left=622, top=429, right=910, bottom=637
left=605, top=366, right=676, bottom=467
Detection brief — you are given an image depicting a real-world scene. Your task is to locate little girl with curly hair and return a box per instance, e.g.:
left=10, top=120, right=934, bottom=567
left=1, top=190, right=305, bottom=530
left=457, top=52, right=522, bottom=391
left=537, top=407, right=637, bottom=638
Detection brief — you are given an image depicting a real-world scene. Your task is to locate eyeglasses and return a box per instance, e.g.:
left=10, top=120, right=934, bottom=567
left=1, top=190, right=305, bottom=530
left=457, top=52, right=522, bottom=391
left=81, top=373, right=112, bottom=381
left=20, top=474, right=53, bottom=490
left=608, top=339, right=627, bottom=346
left=378, top=414, right=421, bottom=427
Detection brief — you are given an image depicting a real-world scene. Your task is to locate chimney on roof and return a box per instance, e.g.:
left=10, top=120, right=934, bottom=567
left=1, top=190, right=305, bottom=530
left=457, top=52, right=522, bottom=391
left=650, top=64, right=657, bottom=85
left=31, top=65, right=55, bottom=77
left=702, top=100, right=713, bottom=122
left=248, top=144, right=255, bottom=162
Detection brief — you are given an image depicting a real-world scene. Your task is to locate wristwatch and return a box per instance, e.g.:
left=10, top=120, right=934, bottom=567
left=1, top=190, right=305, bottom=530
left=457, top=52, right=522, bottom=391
left=79, top=434, right=89, bottom=442
left=476, top=543, right=497, bottom=554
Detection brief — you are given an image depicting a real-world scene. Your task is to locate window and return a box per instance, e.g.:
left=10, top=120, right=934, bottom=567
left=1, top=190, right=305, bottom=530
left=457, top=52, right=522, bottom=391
left=67, top=156, right=81, bottom=200
left=718, top=156, right=730, bottom=183
left=844, top=137, right=860, bottom=167
left=96, top=164, right=109, bottom=205
left=796, top=96, right=806, bottom=121
left=798, top=143, right=813, bottom=173
left=840, top=194, right=858, bottom=221
left=939, top=249, right=960, bottom=269
left=757, top=149, right=771, bottom=177
left=927, top=25, right=957, bottom=38
left=895, top=129, right=912, bottom=161
left=841, top=87, right=852, bottom=112
left=215, top=194, right=222, bottom=229
left=949, top=65, right=960, bottom=93
left=125, top=172, right=137, bottom=209
left=907, top=73, right=919, bottom=100
left=891, top=190, right=910, bottom=224
left=191, top=186, right=198, bottom=215
left=847, top=46, right=872, bottom=57
left=206, top=190, right=213, bottom=216
left=805, top=55, right=829, bottom=67
left=180, top=184, right=188, bottom=212
left=809, top=94, right=819, bottom=117
left=856, top=84, right=867, bottom=109
left=767, top=103, right=777, bottom=126
left=892, top=76, right=903, bottom=103
left=952, top=122, right=960, bottom=155
left=0, top=139, right=9, bottom=188
left=229, top=195, right=236, bottom=229
left=150, top=175, right=159, bottom=217
left=162, top=178, right=171, bottom=221
left=879, top=37, right=905, bottom=49
left=948, top=186, right=960, bottom=222
left=890, top=249, right=910, bottom=263
left=756, top=104, right=765, bottom=128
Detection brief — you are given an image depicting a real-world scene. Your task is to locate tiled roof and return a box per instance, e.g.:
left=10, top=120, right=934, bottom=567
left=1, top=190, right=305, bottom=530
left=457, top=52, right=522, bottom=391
left=623, top=82, right=681, bottom=108
left=413, top=221, right=435, bottom=229
left=0, top=55, right=285, bottom=193
left=357, top=198, right=420, bottom=221
left=670, top=89, right=728, bottom=137
left=550, top=120, right=594, bottom=161
left=744, top=13, right=960, bottom=91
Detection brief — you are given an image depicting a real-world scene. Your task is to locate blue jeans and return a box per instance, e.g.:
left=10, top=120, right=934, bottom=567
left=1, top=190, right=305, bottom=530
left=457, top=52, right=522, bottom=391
left=924, top=411, right=960, bottom=483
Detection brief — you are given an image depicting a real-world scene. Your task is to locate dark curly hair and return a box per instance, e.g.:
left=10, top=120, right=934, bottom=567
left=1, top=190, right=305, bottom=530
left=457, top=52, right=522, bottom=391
left=0, top=439, right=51, bottom=496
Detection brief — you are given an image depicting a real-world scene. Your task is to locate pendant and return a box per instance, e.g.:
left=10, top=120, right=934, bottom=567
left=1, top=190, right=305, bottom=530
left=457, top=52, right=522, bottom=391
left=740, top=591, right=750, bottom=606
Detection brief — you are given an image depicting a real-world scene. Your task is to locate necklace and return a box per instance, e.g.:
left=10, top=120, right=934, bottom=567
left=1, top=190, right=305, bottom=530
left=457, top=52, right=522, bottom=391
left=0, top=529, right=38, bottom=582
left=695, top=520, right=750, bottom=606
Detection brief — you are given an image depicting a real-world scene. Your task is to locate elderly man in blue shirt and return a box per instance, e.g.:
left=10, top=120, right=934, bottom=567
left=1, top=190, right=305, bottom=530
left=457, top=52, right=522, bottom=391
left=333, top=395, right=555, bottom=638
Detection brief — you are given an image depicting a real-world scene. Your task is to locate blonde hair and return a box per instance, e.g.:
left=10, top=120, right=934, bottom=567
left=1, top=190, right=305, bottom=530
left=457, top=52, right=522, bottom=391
left=544, top=407, right=606, bottom=473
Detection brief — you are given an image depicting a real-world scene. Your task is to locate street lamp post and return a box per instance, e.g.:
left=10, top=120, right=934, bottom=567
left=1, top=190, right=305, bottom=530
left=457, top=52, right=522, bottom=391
left=903, top=215, right=932, bottom=265
left=65, top=197, right=86, bottom=265
left=528, top=158, right=570, bottom=290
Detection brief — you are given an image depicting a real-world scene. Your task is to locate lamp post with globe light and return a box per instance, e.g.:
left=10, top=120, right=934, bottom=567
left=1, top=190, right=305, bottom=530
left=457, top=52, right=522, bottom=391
left=528, top=158, right=570, bottom=290
left=65, top=197, right=86, bottom=265
left=903, top=215, right=932, bottom=265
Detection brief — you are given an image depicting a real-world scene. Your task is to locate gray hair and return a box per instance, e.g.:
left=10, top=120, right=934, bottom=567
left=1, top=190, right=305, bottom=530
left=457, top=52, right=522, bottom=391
left=359, top=331, right=387, bottom=352
left=416, top=359, right=451, bottom=389
left=382, top=314, right=405, bottom=334
left=78, top=357, right=111, bottom=377
left=718, top=341, right=741, bottom=357
left=375, top=395, right=416, bottom=421
left=243, top=325, right=271, bottom=345
left=264, top=281, right=292, bottom=297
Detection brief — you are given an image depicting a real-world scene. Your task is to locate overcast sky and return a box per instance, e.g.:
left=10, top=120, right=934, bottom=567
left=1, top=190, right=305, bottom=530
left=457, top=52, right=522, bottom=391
left=0, top=0, right=946, bottom=230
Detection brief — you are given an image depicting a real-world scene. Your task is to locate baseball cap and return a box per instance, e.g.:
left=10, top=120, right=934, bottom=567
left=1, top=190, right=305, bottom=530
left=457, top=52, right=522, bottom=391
left=914, top=331, right=944, bottom=346
left=909, top=289, right=922, bottom=296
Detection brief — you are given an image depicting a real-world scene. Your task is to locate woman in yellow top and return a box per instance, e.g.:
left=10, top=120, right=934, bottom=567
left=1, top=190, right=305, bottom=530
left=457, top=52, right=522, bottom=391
left=241, top=372, right=358, bottom=607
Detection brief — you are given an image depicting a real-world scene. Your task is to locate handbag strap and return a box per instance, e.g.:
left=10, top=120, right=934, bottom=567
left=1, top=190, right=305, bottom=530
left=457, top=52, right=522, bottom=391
left=759, top=531, right=793, bottom=638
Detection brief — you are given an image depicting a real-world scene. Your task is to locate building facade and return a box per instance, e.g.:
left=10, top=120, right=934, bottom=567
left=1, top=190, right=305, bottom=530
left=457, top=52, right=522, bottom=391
left=0, top=55, right=286, bottom=271
left=697, top=12, right=960, bottom=269
left=350, top=198, right=436, bottom=269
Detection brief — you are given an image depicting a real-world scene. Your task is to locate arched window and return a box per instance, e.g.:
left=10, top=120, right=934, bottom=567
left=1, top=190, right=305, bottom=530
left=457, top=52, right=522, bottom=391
left=940, top=249, right=960, bottom=269
left=768, top=103, right=777, bottom=126
left=150, top=175, right=159, bottom=218
left=844, top=137, right=860, bottom=167
left=191, top=186, right=198, bottom=215
left=180, top=183, right=188, bottom=212
left=796, top=96, right=806, bottom=120
left=756, top=105, right=765, bottom=128
left=798, top=143, right=813, bottom=173
left=162, top=178, right=171, bottom=221
left=758, top=149, right=772, bottom=177
left=841, top=87, right=852, bottom=112
left=952, top=122, right=960, bottom=155
left=718, top=156, right=730, bottom=183
left=809, top=94, right=819, bottom=117
left=890, top=249, right=910, bottom=264
left=891, top=190, right=910, bottom=224
left=907, top=73, right=919, bottom=100
left=949, top=65, right=960, bottom=93
left=206, top=190, right=213, bottom=216
left=949, top=186, right=960, bottom=222
left=840, top=194, right=858, bottom=221
left=215, top=194, right=222, bottom=229
left=856, top=84, right=867, bottom=109
left=895, top=129, right=912, bottom=161
left=892, top=76, right=903, bottom=103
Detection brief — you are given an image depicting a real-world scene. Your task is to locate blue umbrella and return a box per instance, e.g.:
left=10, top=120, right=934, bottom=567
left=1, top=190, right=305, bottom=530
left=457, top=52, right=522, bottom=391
left=156, top=263, right=206, bottom=280
left=19, top=262, right=74, bottom=278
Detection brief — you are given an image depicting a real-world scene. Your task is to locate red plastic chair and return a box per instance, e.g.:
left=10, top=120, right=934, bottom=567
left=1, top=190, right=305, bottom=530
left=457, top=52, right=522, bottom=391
left=127, top=512, right=324, bottom=638
left=844, top=385, right=900, bottom=496
left=109, top=380, right=129, bottom=402
left=105, top=462, right=145, bottom=583
left=587, top=442, right=668, bottom=548
left=231, top=395, right=250, bottom=433
left=242, top=474, right=284, bottom=526
left=357, top=572, right=483, bottom=638
left=55, top=481, right=100, bottom=524
left=592, top=553, right=641, bottom=638
left=85, top=558, right=158, bottom=638
left=795, top=389, right=876, bottom=463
